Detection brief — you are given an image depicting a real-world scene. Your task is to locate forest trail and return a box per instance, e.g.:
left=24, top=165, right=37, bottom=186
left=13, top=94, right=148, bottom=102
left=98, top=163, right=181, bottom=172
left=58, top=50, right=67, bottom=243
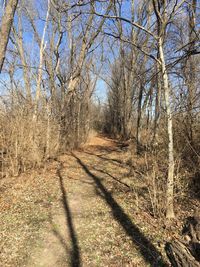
left=26, top=135, right=122, bottom=267
left=1, top=135, right=167, bottom=267
left=0, top=1, right=199, bottom=266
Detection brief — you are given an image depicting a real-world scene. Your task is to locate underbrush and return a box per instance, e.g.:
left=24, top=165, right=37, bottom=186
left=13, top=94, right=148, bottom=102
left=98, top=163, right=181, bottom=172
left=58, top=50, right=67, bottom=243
left=0, top=92, right=91, bottom=178
left=0, top=104, right=60, bottom=177
left=126, top=130, right=200, bottom=219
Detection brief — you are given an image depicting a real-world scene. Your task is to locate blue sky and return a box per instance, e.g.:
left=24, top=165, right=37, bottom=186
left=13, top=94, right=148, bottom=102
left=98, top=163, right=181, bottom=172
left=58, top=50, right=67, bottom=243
left=0, top=0, right=137, bottom=99
left=0, top=0, right=194, bottom=101
left=94, top=79, right=107, bottom=102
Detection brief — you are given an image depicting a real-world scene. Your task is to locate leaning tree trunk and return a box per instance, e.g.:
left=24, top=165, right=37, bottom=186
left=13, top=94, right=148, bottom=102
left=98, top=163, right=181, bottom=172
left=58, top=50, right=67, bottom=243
left=166, top=240, right=200, bottom=267
left=0, top=0, right=19, bottom=72
left=165, top=215, right=200, bottom=266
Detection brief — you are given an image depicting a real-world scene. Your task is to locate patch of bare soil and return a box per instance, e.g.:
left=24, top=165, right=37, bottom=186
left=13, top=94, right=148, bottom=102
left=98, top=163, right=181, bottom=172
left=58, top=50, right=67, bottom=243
left=1, top=135, right=198, bottom=267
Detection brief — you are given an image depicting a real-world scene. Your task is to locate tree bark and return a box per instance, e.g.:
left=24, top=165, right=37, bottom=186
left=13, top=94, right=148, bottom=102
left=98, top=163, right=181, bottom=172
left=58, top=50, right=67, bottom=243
left=165, top=240, right=200, bottom=267
left=12, top=9, right=32, bottom=101
left=152, top=57, right=161, bottom=146
left=33, top=0, right=50, bottom=120
left=0, top=0, right=19, bottom=72
left=185, top=0, right=197, bottom=144
left=165, top=215, right=200, bottom=266
left=158, top=37, right=175, bottom=219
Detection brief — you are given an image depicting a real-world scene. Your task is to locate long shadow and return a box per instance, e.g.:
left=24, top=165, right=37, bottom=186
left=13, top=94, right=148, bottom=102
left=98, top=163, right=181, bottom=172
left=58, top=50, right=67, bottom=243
left=67, top=175, right=94, bottom=185
left=57, top=163, right=81, bottom=267
left=93, top=167, right=132, bottom=190
left=83, top=150, right=125, bottom=167
left=73, top=154, right=167, bottom=267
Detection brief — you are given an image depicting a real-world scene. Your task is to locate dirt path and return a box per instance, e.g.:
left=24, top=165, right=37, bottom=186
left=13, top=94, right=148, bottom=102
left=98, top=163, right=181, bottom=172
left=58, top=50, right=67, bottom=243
left=1, top=135, right=167, bottom=267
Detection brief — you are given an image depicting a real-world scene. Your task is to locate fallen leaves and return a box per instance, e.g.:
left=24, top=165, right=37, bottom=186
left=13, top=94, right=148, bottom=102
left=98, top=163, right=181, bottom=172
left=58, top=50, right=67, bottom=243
left=1, top=136, right=199, bottom=266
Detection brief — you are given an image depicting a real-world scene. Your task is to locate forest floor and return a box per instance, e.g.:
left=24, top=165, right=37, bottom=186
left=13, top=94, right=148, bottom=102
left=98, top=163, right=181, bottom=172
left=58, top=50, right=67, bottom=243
left=0, top=135, right=199, bottom=267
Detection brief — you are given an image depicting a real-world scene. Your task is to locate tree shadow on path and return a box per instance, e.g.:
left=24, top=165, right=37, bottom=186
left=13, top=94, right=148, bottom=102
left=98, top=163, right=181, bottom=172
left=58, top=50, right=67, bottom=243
left=83, top=150, right=125, bottom=167
left=73, top=153, right=167, bottom=267
left=56, top=162, right=81, bottom=267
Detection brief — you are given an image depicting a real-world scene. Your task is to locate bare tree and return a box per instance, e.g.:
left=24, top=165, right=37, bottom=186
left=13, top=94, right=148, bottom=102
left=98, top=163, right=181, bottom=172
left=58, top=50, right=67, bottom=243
left=0, top=0, right=19, bottom=72
left=97, top=0, right=197, bottom=218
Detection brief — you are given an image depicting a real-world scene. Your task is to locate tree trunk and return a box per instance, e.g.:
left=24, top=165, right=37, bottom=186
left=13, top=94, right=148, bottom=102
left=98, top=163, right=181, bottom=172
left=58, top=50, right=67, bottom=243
left=158, top=37, right=175, bottom=219
left=0, top=0, right=19, bottom=72
left=33, top=0, right=50, bottom=120
left=152, top=59, right=161, bottom=145
left=12, top=9, right=32, bottom=101
left=165, top=215, right=200, bottom=266
left=165, top=240, right=200, bottom=267
left=185, top=0, right=197, bottom=145
left=136, top=84, right=143, bottom=153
